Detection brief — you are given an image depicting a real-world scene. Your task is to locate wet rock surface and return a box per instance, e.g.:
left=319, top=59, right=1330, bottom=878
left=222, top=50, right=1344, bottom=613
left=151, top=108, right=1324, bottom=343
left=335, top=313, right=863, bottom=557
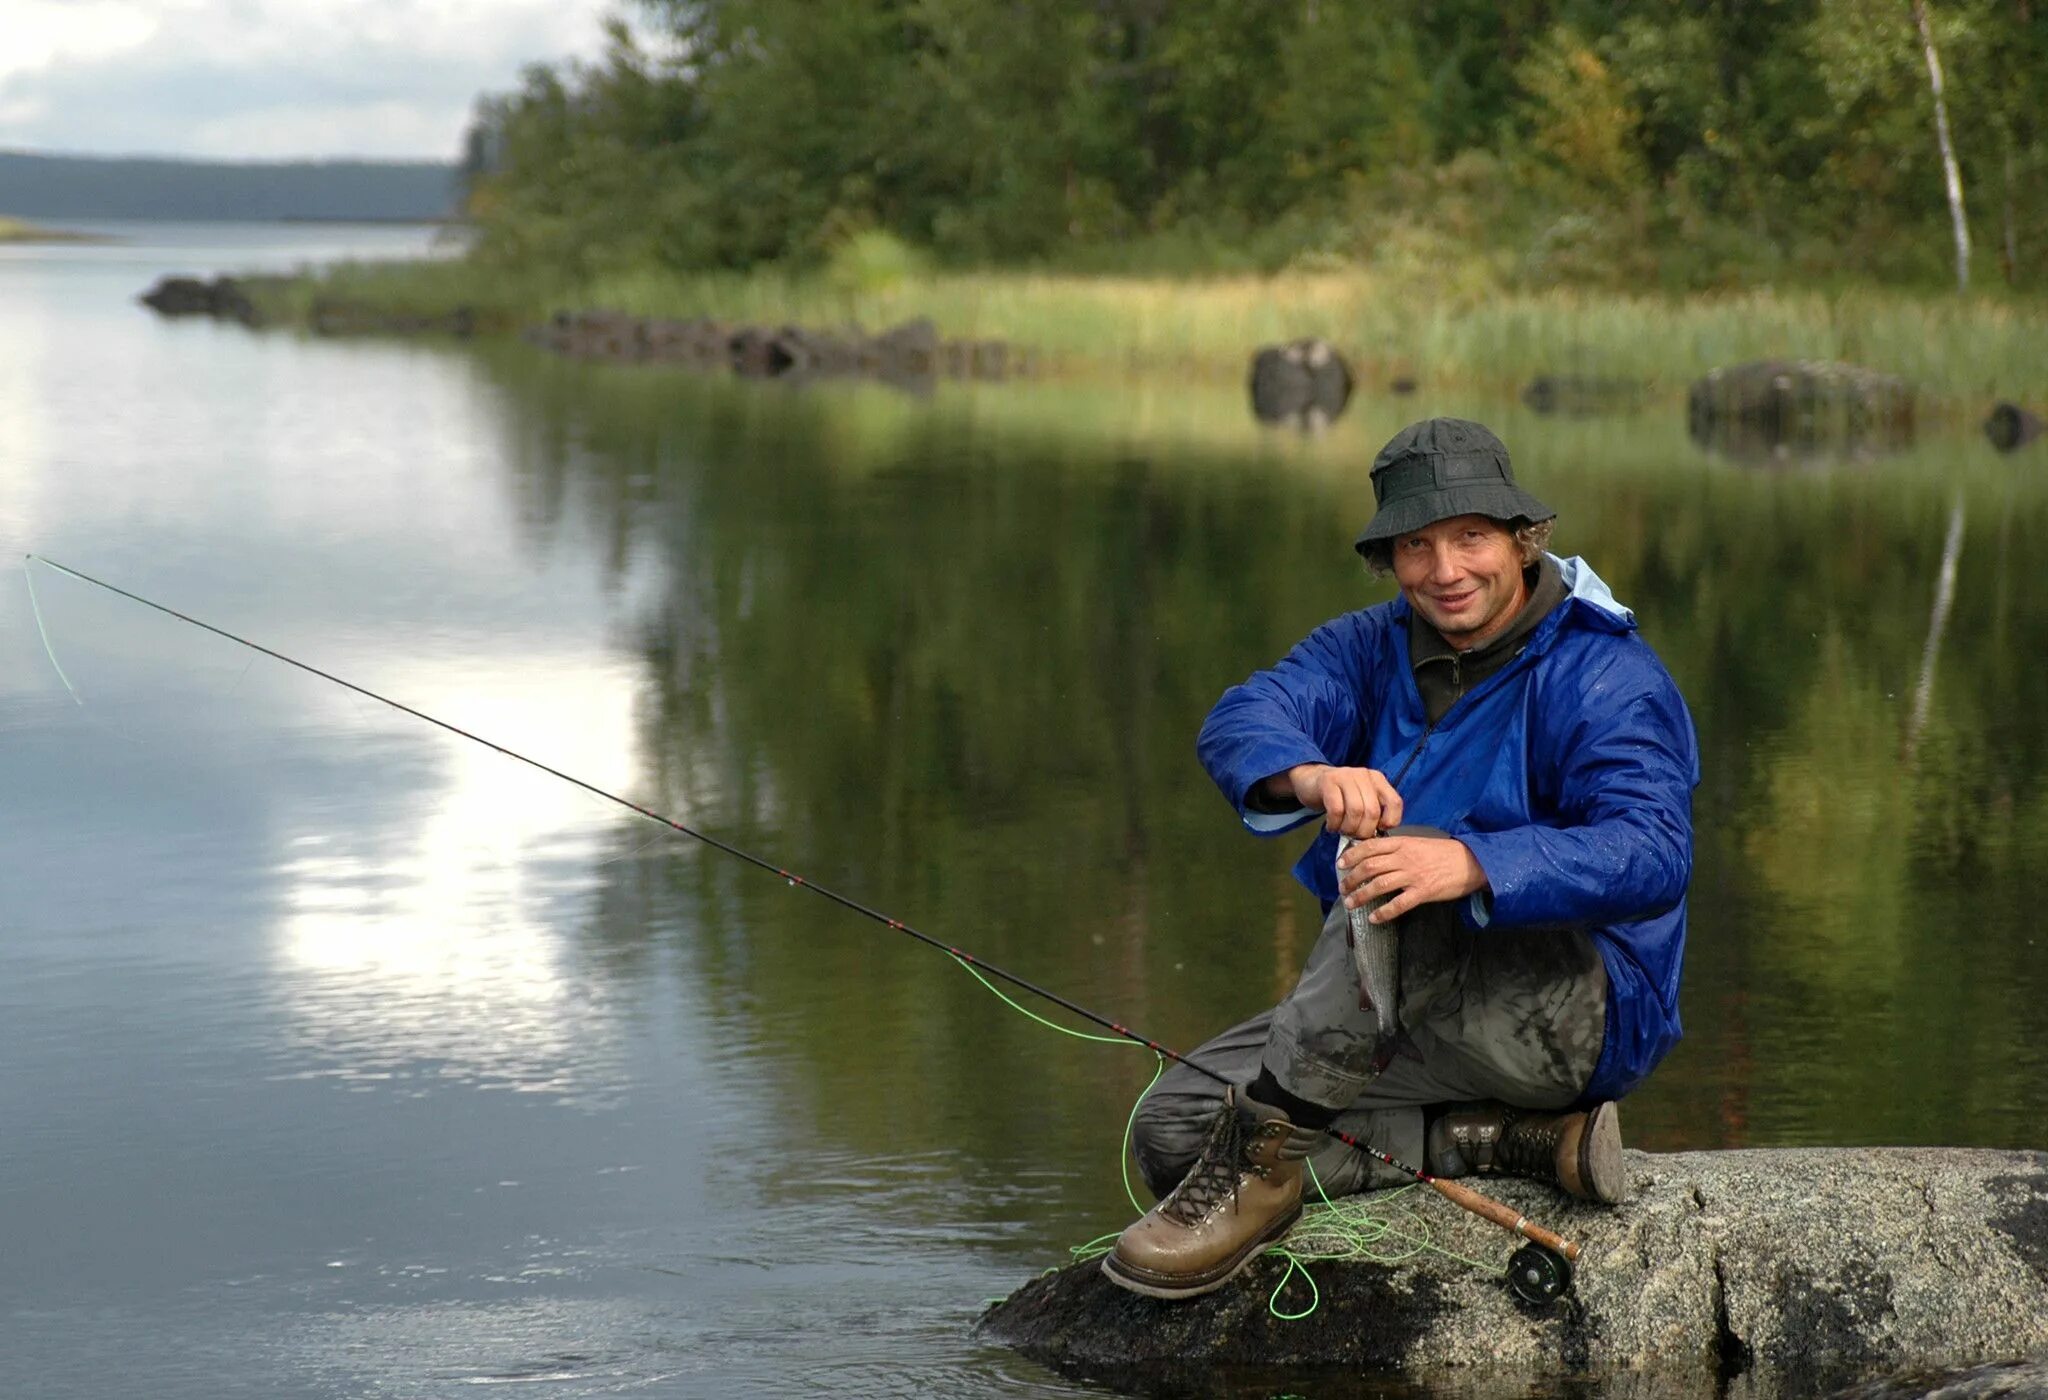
left=976, top=1148, right=2048, bottom=1398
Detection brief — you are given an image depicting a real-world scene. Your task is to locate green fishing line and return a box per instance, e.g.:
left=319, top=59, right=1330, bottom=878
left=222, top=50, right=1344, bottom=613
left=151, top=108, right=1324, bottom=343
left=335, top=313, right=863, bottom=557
left=951, top=955, right=1164, bottom=1216
left=23, top=557, right=83, bottom=704
left=949, top=952, right=1497, bottom=1319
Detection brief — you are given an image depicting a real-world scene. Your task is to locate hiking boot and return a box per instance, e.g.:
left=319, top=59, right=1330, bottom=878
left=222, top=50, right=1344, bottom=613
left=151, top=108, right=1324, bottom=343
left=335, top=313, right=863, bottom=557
left=1426, top=1100, right=1627, bottom=1204
left=1101, top=1088, right=1323, bottom=1300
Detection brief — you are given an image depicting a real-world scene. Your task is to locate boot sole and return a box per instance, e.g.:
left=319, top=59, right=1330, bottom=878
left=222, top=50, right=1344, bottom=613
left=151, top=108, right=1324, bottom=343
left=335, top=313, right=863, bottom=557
left=1578, top=1101, right=1626, bottom=1204
left=1098, top=1203, right=1303, bottom=1300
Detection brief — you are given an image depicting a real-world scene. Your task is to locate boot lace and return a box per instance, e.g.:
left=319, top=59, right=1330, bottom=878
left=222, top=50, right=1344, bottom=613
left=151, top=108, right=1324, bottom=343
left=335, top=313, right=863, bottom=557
left=1497, top=1110, right=1563, bottom=1180
left=1158, top=1104, right=1253, bottom=1226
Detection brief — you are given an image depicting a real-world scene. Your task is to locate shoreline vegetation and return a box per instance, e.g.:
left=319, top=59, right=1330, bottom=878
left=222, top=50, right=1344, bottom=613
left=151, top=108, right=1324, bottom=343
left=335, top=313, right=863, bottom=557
left=0, top=215, right=110, bottom=244
left=256, top=3, right=2048, bottom=412
left=262, top=253, right=2048, bottom=410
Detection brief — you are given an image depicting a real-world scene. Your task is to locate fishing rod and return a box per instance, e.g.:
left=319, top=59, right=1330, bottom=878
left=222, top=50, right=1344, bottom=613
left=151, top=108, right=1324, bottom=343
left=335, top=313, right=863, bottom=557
left=23, top=553, right=1583, bottom=1302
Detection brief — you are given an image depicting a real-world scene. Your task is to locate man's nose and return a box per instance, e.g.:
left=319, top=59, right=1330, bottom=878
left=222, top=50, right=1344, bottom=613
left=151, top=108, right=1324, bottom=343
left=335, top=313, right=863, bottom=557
left=1428, top=544, right=1462, bottom=582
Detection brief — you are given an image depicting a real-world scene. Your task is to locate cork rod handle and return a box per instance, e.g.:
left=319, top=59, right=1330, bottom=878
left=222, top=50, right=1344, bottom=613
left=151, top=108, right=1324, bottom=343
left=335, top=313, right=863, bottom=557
left=1428, top=1177, right=1582, bottom=1261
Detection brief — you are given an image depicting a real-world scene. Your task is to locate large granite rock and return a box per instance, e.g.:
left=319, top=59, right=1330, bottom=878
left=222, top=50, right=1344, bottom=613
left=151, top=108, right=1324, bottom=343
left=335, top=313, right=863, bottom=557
left=976, top=1148, right=2048, bottom=1398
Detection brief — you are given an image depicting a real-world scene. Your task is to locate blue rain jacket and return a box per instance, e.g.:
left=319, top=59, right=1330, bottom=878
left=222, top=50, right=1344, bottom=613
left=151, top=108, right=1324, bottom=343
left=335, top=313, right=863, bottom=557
left=1197, top=557, right=1699, bottom=1103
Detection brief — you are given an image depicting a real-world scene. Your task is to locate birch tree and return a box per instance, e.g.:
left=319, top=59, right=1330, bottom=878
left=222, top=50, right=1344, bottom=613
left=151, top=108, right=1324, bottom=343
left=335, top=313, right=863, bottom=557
left=1911, top=0, right=1971, bottom=291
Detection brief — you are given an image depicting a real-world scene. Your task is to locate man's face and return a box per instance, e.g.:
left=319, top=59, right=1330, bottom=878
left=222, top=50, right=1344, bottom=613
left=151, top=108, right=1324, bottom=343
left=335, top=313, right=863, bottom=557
left=1390, top=514, right=1530, bottom=650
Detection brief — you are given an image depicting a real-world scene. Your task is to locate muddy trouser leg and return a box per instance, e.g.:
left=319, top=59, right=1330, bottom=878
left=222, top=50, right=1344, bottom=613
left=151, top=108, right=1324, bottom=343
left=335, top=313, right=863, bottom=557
left=1131, top=837, right=1608, bottom=1200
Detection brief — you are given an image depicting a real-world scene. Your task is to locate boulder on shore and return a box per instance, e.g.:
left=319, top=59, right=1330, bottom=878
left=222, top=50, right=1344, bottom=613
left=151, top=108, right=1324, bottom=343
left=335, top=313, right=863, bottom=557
left=976, top=1148, right=2048, bottom=1398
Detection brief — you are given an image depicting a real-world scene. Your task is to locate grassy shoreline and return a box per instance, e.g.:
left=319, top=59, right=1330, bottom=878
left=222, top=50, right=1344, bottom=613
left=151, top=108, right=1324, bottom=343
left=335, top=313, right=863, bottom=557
left=0, top=215, right=109, bottom=244
left=269, top=255, right=2048, bottom=408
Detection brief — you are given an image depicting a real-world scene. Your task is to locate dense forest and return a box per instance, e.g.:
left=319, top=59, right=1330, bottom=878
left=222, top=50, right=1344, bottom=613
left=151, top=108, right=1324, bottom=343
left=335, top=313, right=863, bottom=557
left=459, top=0, right=2047, bottom=292
left=0, top=151, right=457, bottom=222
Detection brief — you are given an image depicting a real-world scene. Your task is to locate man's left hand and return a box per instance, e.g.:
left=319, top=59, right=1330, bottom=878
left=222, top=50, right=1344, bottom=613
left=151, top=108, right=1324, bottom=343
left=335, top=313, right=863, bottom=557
left=1338, top=835, right=1489, bottom=923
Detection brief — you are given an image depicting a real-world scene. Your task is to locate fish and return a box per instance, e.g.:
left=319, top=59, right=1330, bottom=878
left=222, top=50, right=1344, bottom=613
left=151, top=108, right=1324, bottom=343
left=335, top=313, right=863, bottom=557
left=1338, top=834, right=1424, bottom=1076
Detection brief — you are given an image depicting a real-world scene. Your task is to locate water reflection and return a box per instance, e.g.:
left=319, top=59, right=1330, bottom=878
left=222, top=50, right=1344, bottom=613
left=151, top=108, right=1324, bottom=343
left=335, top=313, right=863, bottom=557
left=8, top=224, right=2048, bottom=1397
left=260, top=651, right=645, bottom=1102
left=472, top=354, right=2048, bottom=1178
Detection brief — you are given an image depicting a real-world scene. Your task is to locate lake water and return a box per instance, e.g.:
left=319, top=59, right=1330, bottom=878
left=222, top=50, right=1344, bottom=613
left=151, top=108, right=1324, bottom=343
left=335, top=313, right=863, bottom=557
left=2, top=223, right=2043, bottom=1399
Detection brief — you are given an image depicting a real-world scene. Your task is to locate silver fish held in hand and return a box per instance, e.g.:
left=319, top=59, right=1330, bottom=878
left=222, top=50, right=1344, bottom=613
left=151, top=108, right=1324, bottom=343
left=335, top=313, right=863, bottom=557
left=1338, top=834, right=1424, bottom=1076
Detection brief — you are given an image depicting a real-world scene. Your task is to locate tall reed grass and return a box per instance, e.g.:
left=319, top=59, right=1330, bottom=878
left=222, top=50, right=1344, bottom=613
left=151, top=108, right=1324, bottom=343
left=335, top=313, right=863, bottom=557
left=278, top=257, right=2048, bottom=405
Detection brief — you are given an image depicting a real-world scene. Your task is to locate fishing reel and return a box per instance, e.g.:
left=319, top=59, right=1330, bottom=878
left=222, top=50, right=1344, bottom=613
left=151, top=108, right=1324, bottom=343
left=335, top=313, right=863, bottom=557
left=1506, top=1242, right=1574, bottom=1305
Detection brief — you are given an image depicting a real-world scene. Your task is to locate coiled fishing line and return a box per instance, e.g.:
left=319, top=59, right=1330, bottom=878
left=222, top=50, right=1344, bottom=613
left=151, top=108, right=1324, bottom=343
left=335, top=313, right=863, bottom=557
left=951, top=952, right=1494, bottom=1319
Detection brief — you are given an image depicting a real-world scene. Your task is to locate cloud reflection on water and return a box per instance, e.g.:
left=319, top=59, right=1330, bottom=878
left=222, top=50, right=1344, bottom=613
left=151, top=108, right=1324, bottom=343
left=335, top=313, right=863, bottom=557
left=268, top=653, right=646, bottom=1108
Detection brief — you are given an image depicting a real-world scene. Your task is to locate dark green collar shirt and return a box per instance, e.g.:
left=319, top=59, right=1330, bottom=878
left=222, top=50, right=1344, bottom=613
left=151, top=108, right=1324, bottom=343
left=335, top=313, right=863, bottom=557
left=1407, top=554, right=1568, bottom=725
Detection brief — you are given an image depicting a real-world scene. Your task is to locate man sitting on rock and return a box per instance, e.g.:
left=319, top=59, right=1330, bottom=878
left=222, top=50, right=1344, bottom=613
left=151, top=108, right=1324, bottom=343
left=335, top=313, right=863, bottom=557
left=1104, top=417, right=1699, bottom=1300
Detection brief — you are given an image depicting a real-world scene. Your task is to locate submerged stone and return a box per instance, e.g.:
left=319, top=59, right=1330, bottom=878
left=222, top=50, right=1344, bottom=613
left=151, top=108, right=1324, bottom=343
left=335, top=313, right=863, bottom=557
left=976, top=1148, right=2048, bottom=1397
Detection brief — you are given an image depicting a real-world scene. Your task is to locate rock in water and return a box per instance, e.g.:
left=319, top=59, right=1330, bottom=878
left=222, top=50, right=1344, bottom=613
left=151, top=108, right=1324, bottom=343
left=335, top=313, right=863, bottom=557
left=976, top=1148, right=2048, bottom=1397
left=138, top=274, right=260, bottom=325
left=1248, top=338, right=1353, bottom=430
left=1984, top=402, right=2044, bottom=453
left=1686, top=360, right=1915, bottom=462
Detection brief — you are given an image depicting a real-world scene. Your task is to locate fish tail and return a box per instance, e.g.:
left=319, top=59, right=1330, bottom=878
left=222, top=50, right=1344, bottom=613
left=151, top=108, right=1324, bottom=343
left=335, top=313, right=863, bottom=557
left=1368, top=1025, right=1425, bottom=1076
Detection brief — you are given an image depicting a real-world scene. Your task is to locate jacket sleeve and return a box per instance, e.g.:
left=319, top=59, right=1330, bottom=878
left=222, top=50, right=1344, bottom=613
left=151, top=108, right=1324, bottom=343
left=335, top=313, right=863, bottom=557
left=1195, top=614, right=1377, bottom=834
left=1457, top=645, right=1698, bottom=928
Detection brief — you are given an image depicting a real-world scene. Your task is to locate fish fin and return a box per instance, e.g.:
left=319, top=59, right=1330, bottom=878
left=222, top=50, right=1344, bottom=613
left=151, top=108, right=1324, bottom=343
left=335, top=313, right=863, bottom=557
left=1369, top=1026, right=1424, bottom=1076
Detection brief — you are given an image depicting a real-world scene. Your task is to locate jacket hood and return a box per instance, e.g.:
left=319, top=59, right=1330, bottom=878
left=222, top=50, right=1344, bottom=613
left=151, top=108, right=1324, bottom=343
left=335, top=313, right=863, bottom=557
left=1554, top=555, right=1636, bottom=632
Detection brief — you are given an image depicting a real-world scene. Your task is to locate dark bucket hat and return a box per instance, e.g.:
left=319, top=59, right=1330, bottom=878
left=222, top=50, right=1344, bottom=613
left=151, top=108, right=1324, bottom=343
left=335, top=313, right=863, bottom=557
left=1353, top=417, right=1554, bottom=556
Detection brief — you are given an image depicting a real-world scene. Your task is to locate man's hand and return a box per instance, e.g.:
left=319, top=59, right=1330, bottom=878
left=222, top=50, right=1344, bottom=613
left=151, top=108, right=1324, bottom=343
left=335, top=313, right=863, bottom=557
left=1338, top=834, right=1488, bottom=922
left=1261, top=763, right=1404, bottom=837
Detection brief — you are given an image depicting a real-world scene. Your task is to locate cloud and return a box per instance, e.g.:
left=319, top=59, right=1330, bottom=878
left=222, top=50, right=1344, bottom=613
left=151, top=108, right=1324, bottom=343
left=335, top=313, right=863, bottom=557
left=0, top=0, right=624, bottom=160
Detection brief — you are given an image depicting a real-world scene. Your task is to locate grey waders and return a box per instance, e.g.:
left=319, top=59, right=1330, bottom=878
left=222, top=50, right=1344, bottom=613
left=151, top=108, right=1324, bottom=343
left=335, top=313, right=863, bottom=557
left=1102, top=1088, right=1321, bottom=1300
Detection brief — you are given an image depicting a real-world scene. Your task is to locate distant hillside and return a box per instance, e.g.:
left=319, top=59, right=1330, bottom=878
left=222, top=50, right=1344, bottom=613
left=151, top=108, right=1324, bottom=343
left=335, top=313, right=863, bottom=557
left=0, top=150, right=458, bottom=222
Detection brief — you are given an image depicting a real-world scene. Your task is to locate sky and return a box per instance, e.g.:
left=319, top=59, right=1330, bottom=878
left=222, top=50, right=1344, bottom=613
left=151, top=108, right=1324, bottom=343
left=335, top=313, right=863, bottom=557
left=0, top=0, right=623, bottom=162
